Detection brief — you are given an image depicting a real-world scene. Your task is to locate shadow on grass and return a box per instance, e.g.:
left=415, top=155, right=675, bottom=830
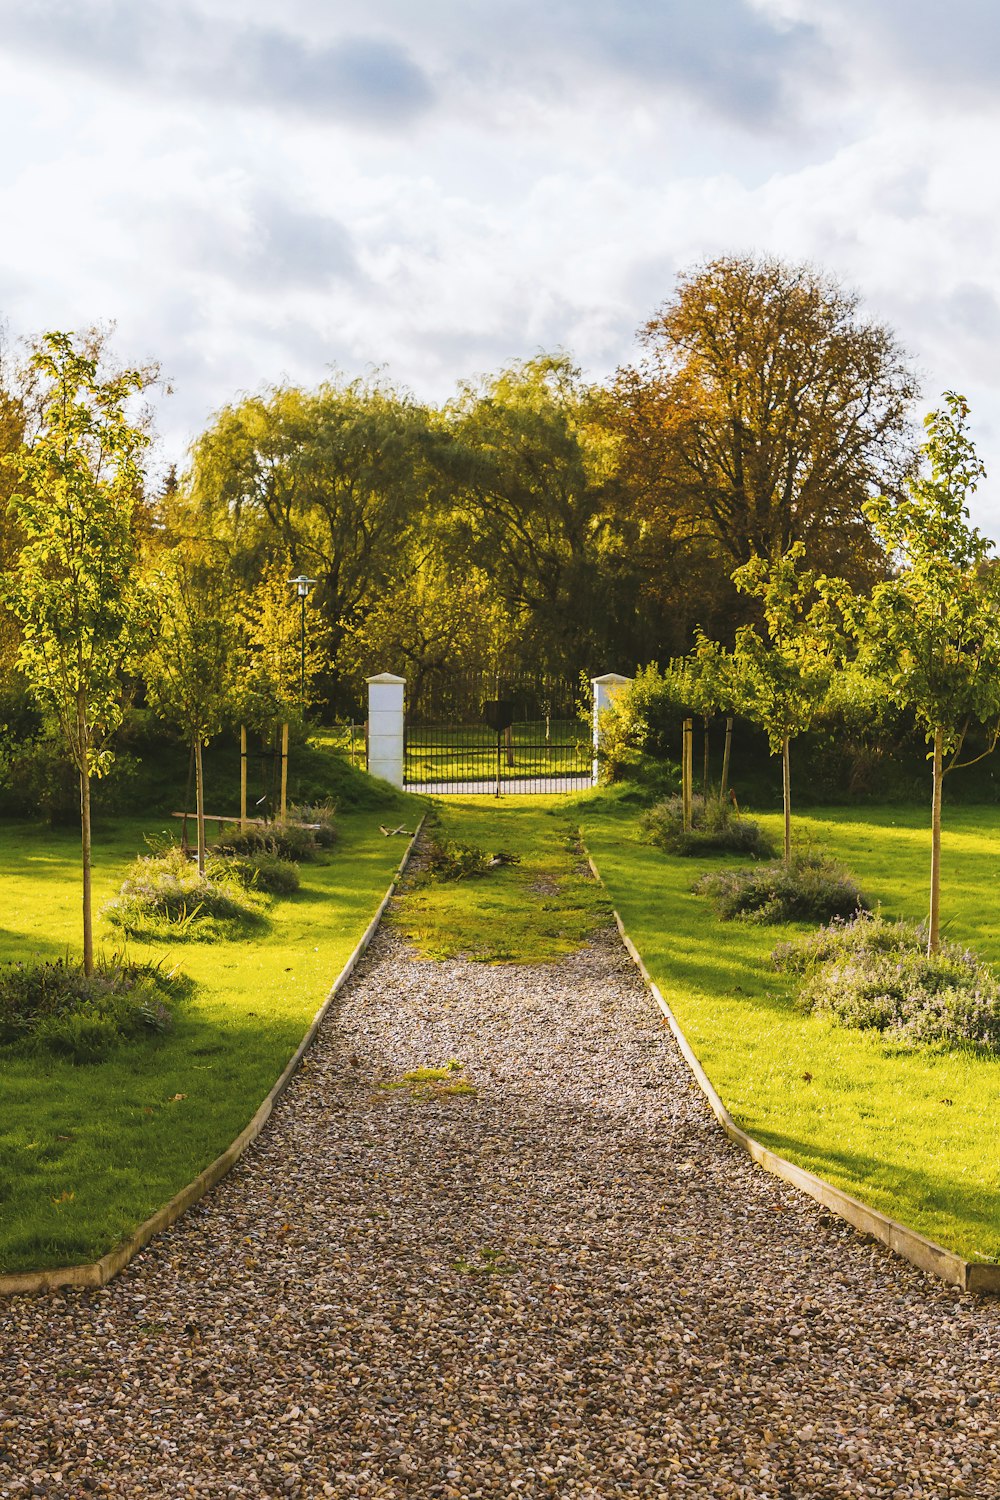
left=0, top=1001, right=307, bottom=1273
left=751, top=1125, right=1000, bottom=1257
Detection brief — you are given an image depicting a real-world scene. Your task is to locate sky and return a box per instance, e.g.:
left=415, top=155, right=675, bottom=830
left=2, top=0, right=1000, bottom=525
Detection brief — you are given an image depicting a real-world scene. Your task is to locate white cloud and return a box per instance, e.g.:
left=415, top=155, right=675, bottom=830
left=1, top=1, right=1000, bottom=527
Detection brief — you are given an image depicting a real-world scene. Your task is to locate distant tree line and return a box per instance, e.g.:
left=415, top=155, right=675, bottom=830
left=142, top=252, right=920, bottom=712
left=0, top=250, right=925, bottom=740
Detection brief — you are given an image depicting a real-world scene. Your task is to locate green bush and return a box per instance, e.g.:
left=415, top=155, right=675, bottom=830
left=103, top=847, right=268, bottom=939
left=773, top=913, right=1000, bottom=1052
left=640, top=793, right=775, bottom=858
left=214, top=821, right=321, bottom=863
left=207, top=851, right=301, bottom=896
left=426, top=839, right=521, bottom=881
left=288, top=800, right=338, bottom=848
left=0, top=956, right=187, bottom=1062
left=695, top=853, right=870, bottom=924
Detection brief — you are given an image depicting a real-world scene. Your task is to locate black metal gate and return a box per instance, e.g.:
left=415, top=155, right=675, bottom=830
left=404, top=673, right=592, bottom=794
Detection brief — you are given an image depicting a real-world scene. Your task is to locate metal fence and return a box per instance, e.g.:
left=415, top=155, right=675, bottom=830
left=403, top=674, right=592, bottom=795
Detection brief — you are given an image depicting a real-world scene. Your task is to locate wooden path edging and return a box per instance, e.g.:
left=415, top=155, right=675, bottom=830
left=584, top=848, right=1000, bottom=1297
left=0, top=818, right=425, bottom=1299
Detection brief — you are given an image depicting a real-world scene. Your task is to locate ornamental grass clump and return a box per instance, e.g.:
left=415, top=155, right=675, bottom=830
left=206, top=850, right=301, bottom=896
left=214, top=821, right=321, bottom=863
left=288, top=800, right=338, bottom=849
left=773, top=912, right=1000, bottom=1052
left=639, top=794, right=775, bottom=859
left=103, top=846, right=268, bottom=939
left=695, top=852, right=870, bottom=925
left=0, top=955, right=188, bottom=1063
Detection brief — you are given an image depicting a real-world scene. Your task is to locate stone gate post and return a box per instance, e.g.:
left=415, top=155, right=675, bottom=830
left=366, top=673, right=406, bottom=789
left=591, top=672, right=631, bottom=785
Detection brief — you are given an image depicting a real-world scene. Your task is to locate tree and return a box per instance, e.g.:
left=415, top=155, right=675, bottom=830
left=181, top=378, right=434, bottom=704
left=338, top=562, right=515, bottom=714
left=240, top=557, right=327, bottom=727
left=144, top=549, right=243, bottom=874
left=3, top=331, right=151, bottom=974
left=858, top=394, right=1000, bottom=953
left=619, top=254, right=919, bottom=584
left=442, top=355, right=621, bottom=675
left=729, top=545, right=841, bottom=863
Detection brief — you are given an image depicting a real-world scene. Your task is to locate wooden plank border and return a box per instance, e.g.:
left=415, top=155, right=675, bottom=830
left=0, top=818, right=425, bottom=1299
left=584, top=847, right=1000, bottom=1297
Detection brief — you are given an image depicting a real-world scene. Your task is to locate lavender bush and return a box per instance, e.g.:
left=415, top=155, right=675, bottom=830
left=773, top=912, right=1000, bottom=1051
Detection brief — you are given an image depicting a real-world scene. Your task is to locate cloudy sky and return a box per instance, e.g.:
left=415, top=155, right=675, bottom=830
left=2, top=0, right=1000, bottom=524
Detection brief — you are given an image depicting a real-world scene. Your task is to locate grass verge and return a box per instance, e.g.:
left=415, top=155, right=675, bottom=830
left=577, top=794, right=1000, bottom=1266
left=0, top=798, right=422, bottom=1274
left=391, top=797, right=609, bottom=962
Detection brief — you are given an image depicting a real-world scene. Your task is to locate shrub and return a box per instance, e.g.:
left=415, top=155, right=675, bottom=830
left=207, top=851, right=301, bottom=896
left=214, top=821, right=321, bottom=863
left=640, top=793, right=775, bottom=858
left=288, top=800, right=338, bottom=848
left=103, top=847, right=268, bottom=939
left=773, top=913, right=1000, bottom=1052
left=0, top=955, right=187, bottom=1062
left=426, top=839, right=521, bottom=881
left=695, top=853, right=870, bottom=924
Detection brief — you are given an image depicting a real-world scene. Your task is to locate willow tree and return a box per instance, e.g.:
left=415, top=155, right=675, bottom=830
left=859, top=394, right=1000, bottom=954
left=3, top=331, right=151, bottom=974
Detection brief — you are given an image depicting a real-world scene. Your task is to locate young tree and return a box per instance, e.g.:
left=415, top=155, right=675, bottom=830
left=144, top=549, right=243, bottom=874
left=859, top=394, right=1000, bottom=953
left=730, top=545, right=840, bottom=863
left=3, top=331, right=151, bottom=974
left=240, top=557, right=327, bottom=725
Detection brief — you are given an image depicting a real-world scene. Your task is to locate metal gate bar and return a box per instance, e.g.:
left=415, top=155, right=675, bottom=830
left=403, top=674, right=591, bottom=795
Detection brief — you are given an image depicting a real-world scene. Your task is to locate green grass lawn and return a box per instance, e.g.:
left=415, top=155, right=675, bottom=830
left=0, top=802, right=422, bottom=1274
left=578, top=793, right=1000, bottom=1265
left=391, top=797, right=608, bottom=962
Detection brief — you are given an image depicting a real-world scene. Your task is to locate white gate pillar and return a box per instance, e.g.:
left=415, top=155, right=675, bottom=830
left=591, top=672, right=631, bottom=784
left=366, top=673, right=406, bottom=789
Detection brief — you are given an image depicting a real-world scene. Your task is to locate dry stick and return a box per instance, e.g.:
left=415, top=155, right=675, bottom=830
left=79, top=767, right=94, bottom=978
left=721, top=716, right=733, bottom=799
left=929, top=724, right=944, bottom=955
left=194, top=735, right=207, bottom=876
left=280, top=722, right=289, bottom=820
left=682, top=718, right=694, bottom=832
left=782, top=733, right=791, bottom=865
left=240, top=724, right=248, bottom=832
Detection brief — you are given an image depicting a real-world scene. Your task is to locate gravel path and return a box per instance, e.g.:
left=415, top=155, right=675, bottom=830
left=2, top=900, right=998, bottom=1498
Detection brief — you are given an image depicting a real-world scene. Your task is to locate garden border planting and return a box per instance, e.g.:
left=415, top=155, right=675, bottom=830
left=583, top=845, right=1000, bottom=1296
left=0, top=818, right=425, bottom=1298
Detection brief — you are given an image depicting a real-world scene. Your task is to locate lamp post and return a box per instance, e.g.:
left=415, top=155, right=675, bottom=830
left=288, top=575, right=317, bottom=704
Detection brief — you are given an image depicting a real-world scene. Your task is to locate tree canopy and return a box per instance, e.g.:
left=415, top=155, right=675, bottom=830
left=616, top=254, right=919, bottom=586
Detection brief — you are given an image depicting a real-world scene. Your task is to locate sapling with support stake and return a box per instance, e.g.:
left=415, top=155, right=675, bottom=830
left=857, top=392, right=1000, bottom=954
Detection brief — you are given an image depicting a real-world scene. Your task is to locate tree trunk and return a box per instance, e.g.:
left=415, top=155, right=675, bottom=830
left=929, top=725, right=943, bottom=956
left=721, top=716, right=733, bottom=799
left=280, top=722, right=289, bottom=819
left=782, top=734, right=791, bottom=865
left=80, top=767, right=94, bottom=978
left=194, top=735, right=206, bottom=877
left=504, top=723, right=514, bottom=768
left=703, top=718, right=710, bottom=794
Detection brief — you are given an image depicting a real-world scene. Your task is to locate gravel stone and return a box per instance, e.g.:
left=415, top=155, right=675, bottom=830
left=1, top=894, right=998, bottom=1497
